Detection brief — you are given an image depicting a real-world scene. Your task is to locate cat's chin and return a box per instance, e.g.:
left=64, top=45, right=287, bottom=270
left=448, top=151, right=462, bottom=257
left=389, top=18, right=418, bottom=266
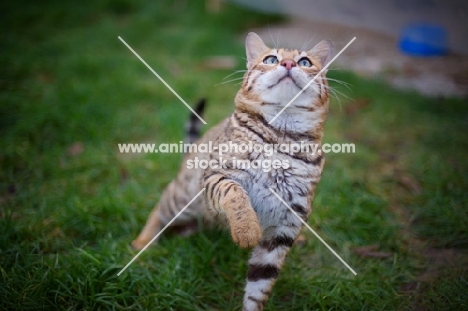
left=278, top=76, right=301, bottom=90
left=260, top=84, right=318, bottom=109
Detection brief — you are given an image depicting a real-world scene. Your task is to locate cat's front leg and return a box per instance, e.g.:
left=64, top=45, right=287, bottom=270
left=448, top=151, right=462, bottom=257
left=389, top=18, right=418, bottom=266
left=203, top=172, right=262, bottom=248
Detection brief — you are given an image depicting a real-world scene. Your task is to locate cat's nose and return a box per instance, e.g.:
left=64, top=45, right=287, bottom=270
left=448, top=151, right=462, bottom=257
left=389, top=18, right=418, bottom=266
left=281, top=59, right=296, bottom=70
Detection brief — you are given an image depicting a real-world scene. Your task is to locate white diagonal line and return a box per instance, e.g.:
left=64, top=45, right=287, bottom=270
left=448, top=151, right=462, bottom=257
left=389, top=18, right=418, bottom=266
left=268, top=188, right=357, bottom=275
left=118, top=36, right=207, bottom=125
left=269, top=37, right=356, bottom=124
left=117, top=188, right=206, bottom=276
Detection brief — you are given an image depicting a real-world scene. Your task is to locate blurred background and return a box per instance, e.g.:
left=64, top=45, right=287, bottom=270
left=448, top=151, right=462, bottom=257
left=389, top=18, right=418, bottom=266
left=231, top=0, right=468, bottom=97
left=1, top=0, right=467, bottom=310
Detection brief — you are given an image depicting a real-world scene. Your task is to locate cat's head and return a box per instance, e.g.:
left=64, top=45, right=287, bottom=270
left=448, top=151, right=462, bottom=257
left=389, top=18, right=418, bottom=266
left=236, top=32, right=334, bottom=123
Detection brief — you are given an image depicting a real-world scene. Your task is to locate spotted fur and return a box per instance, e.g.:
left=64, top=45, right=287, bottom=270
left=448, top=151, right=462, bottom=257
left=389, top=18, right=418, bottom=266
left=132, top=32, right=334, bottom=311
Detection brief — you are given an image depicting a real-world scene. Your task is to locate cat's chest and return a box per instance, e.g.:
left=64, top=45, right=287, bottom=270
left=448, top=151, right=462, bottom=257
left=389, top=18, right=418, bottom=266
left=236, top=153, right=320, bottom=228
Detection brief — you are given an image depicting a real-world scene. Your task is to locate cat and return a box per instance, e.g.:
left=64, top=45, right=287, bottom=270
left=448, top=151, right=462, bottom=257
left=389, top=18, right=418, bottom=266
left=132, top=32, right=334, bottom=311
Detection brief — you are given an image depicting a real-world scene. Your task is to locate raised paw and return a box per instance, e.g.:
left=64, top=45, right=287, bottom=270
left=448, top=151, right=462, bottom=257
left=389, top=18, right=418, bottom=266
left=228, top=209, right=262, bottom=248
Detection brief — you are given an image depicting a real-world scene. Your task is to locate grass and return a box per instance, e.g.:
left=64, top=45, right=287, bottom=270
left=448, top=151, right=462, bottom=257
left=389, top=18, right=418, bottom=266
left=1, top=0, right=468, bottom=310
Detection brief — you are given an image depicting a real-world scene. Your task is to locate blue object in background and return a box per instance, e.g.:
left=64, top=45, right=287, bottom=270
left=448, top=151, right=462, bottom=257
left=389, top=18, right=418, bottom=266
left=399, top=23, right=448, bottom=56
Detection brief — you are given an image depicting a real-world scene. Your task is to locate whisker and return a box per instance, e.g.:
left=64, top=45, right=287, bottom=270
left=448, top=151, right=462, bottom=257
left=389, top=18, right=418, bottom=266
left=222, top=70, right=247, bottom=81
left=321, top=85, right=343, bottom=109
left=214, top=77, right=245, bottom=86
left=300, top=34, right=316, bottom=52
left=317, top=83, right=351, bottom=103
left=276, top=30, right=281, bottom=49
left=326, top=77, right=351, bottom=86
left=316, top=81, right=351, bottom=107
left=300, top=40, right=308, bottom=52
left=269, top=27, right=277, bottom=49
left=327, top=78, right=352, bottom=90
left=320, top=83, right=350, bottom=99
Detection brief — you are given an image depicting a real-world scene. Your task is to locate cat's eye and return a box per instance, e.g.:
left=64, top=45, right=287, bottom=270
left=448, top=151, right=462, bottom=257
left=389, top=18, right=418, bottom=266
left=263, top=56, right=278, bottom=65
left=298, top=58, right=312, bottom=67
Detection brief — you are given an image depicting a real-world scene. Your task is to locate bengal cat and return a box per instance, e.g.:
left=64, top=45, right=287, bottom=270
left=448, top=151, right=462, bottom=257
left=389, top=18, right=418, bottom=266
left=132, top=32, right=334, bottom=311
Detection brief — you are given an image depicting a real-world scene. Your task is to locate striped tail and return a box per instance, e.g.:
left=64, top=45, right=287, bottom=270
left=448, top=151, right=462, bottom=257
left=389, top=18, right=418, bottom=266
left=184, top=98, right=206, bottom=145
left=243, top=225, right=302, bottom=311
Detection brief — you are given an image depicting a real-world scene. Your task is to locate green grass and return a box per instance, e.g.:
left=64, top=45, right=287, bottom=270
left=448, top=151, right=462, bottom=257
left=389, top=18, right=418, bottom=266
left=1, top=0, right=468, bottom=310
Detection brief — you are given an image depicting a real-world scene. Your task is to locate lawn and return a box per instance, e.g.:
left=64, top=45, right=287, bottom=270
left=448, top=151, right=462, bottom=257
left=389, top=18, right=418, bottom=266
left=1, top=0, right=467, bottom=310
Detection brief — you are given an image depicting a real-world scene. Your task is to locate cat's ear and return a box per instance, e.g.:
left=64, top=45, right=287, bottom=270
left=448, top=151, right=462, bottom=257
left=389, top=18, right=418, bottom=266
left=308, top=39, right=334, bottom=70
left=245, top=32, right=269, bottom=69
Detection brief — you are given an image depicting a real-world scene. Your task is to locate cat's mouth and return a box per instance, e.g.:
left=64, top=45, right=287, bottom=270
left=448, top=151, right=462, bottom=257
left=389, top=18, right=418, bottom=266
left=268, top=73, right=301, bottom=90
